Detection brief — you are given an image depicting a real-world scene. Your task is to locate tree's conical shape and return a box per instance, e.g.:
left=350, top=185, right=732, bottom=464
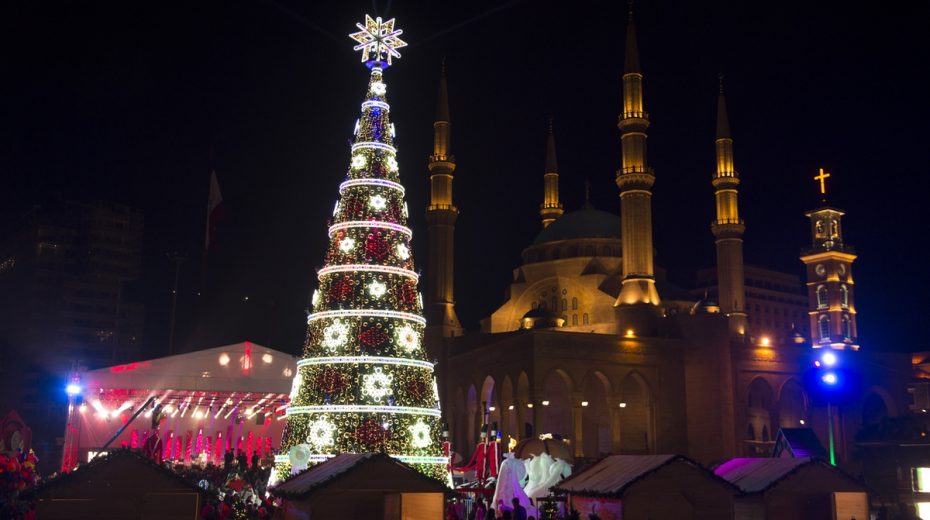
left=273, top=64, right=447, bottom=485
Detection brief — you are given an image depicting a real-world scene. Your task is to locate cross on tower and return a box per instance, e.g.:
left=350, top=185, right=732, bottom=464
left=814, top=168, right=831, bottom=195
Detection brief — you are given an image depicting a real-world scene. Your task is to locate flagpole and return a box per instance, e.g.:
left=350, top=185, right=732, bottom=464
left=167, top=254, right=185, bottom=355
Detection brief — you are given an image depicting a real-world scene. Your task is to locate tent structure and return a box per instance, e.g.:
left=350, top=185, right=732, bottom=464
left=62, top=342, right=296, bottom=471
left=552, top=454, right=738, bottom=520
left=32, top=448, right=206, bottom=519
left=771, top=428, right=828, bottom=459
left=714, top=457, right=868, bottom=519
left=272, top=452, right=449, bottom=520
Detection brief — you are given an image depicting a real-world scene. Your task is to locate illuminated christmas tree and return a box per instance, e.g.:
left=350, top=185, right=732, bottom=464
left=272, top=15, right=448, bottom=484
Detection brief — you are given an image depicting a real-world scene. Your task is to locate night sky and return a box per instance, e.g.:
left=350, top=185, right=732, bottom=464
left=4, top=1, right=928, bottom=357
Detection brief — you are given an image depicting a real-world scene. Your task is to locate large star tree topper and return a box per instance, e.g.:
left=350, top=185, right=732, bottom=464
left=349, top=15, right=408, bottom=67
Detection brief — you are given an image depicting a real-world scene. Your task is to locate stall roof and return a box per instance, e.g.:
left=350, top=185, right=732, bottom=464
left=552, top=454, right=735, bottom=498
left=713, top=457, right=861, bottom=494
left=82, top=341, right=296, bottom=394
left=271, top=453, right=449, bottom=499
left=29, top=448, right=205, bottom=497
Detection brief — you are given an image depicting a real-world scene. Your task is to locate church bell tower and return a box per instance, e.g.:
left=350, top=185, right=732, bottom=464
left=615, top=5, right=660, bottom=306
left=800, top=169, right=859, bottom=350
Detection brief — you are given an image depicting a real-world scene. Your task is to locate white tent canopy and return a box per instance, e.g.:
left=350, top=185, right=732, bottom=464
left=81, top=342, right=297, bottom=394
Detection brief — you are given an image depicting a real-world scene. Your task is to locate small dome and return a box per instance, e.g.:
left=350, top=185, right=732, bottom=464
left=690, top=295, right=721, bottom=315
left=520, top=307, right=564, bottom=329
left=533, top=205, right=620, bottom=245
left=788, top=324, right=807, bottom=344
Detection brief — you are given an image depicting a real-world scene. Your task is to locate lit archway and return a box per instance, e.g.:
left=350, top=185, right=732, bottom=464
left=778, top=378, right=808, bottom=428
left=541, top=370, right=572, bottom=438
left=581, top=371, right=611, bottom=457
left=619, top=372, right=652, bottom=454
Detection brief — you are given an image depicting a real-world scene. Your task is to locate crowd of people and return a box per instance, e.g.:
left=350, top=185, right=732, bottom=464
left=0, top=449, right=38, bottom=519
left=167, top=448, right=279, bottom=519
left=447, top=496, right=536, bottom=520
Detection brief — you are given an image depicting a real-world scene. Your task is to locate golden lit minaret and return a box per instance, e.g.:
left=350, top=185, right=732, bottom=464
left=616, top=5, right=660, bottom=306
left=800, top=169, right=859, bottom=350
left=711, top=75, right=748, bottom=335
left=539, top=117, right=564, bottom=228
left=425, top=62, right=463, bottom=339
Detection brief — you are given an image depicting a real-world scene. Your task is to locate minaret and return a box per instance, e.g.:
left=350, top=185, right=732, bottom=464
left=425, top=61, right=463, bottom=339
left=539, top=117, right=564, bottom=228
left=615, top=5, right=660, bottom=306
left=711, top=75, right=748, bottom=335
left=800, top=169, right=859, bottom=350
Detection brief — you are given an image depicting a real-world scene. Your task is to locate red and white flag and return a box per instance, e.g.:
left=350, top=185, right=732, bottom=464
left=205, top=170, right=224, bottom=250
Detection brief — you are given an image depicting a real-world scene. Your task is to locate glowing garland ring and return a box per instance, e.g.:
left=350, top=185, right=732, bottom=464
left=317, top=264, right=418, bottom=282
left=329, top=221, right=412, bottom=238
left=297, top=356, right=433, bottom=370
left=339, top=178, right=405, bottom=196
left=361, top=100, right=390, bottom=110
left=351, top=141, right=396, bottom=153
left=286, top=404, right=441, bottom=417
left=307, top=309, right=426, bottom=326
left=275, top=454, right=448, bottom=465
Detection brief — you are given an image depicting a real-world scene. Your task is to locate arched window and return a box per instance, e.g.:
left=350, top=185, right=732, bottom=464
left=583, top=313, right=589, bottom=325
left=561, top=299, right=567, bottom=311
left=816, top=285, right=828, bottom=309
left=572, top=297, right=578, bottom=310
left=819, top=315, right=830, bottom=341
left=571, top=314, right=578, bottom=326
left=840, top=285, right=849, bottom=308
left=842, top=315, right=852, bottom=339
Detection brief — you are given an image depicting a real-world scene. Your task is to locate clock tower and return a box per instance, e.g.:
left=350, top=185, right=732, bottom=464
left=800, top=169, right=858, bottom=349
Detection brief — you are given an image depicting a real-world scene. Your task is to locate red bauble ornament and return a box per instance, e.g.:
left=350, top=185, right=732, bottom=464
left=398, top=282, right=417, bottom=306
left=365, top=233, right=390, bottom=260
left=404, top=378, right=429, bottom=401
left=359, top=326, right=388, bottom=348
left=329, top=277, right=353, bottom=300
left=354, top=419, right=390, bottom=448
left=315, top=368, right=349, bottom=394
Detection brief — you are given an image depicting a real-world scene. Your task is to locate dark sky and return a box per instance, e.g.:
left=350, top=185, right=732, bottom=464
left=3, top=1, right=928, bottom=356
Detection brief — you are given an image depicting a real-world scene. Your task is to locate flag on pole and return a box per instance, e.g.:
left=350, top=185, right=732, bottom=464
left=205, top=170, right=224, bottom=250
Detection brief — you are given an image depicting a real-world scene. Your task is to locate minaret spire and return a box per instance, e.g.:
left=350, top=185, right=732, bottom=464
left=616, top=6, right=660, bottom=306
left=540, top=116, right=564, bottom=228
left=624, top=1, right=641, bottom=74
left=711, top=74, right=747, bottom=335
left=426, top=60, right=463, bottom=341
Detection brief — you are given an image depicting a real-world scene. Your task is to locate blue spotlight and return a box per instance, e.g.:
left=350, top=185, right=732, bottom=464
left=66, top=383, right=82, bottom=396
left=821, top=351, right=838, bottom=367
left=821, top=372, right=838, bottom=385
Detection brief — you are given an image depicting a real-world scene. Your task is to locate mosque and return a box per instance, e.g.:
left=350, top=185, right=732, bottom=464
left=421, top=14, right=910, bottom=468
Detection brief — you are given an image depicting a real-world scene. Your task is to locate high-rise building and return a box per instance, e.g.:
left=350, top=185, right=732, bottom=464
left=0, top=200, right=144, bottom=372
left=0, top=199, right=144, bottom=470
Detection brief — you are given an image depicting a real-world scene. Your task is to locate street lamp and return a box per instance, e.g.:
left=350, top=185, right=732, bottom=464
left=813, top=352, right=842, bottom=466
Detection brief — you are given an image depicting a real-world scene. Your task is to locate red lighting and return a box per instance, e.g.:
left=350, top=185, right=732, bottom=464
left=109, top=361, right=151, bottom=373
